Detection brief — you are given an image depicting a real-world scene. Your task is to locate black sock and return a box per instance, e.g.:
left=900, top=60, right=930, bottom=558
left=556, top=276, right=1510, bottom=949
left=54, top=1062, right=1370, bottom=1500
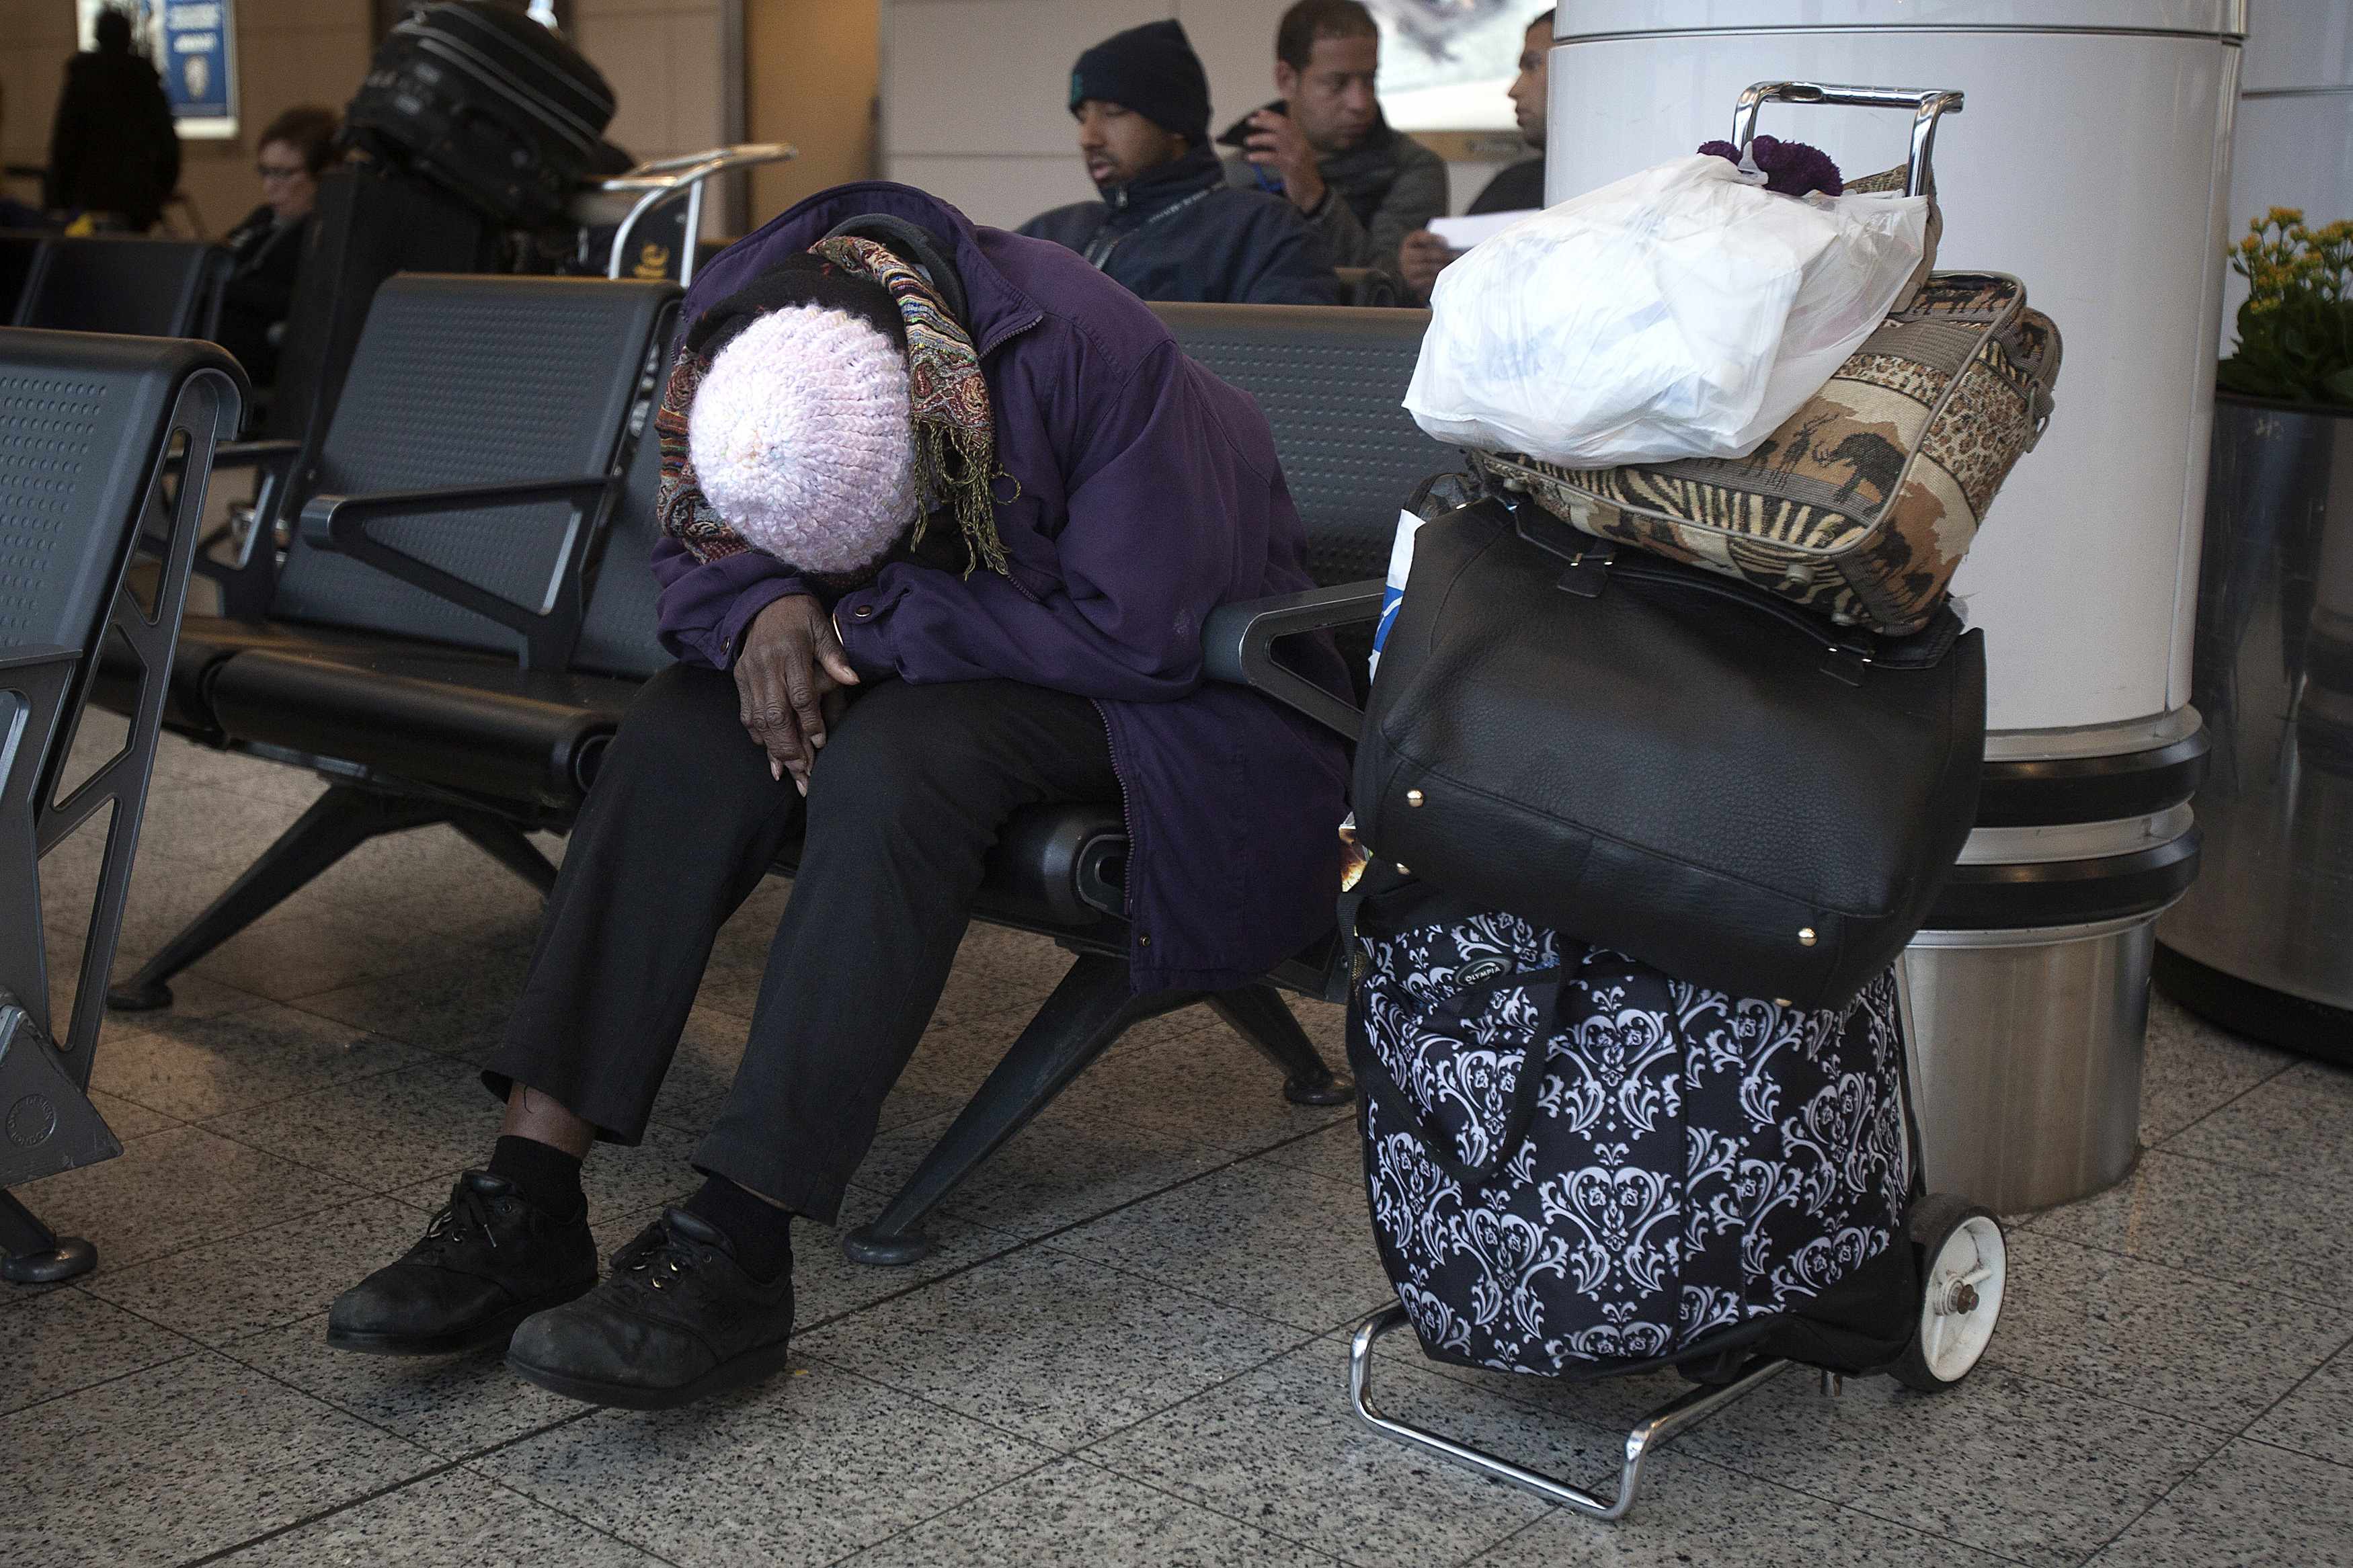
left=683, top=1175, right=795, bottom=1283
left=487, top=1134, right=585, bottom=1220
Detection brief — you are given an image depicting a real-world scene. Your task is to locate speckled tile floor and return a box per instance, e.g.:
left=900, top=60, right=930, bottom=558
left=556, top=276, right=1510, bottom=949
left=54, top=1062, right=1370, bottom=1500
left=7, top=718, right=2350, bottom=1568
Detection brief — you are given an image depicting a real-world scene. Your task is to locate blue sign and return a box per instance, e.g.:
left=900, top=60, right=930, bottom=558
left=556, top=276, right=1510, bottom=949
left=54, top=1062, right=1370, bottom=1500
left=160, top=2, right=235, bottom=134
left=76, top=1, right=237, bottom=138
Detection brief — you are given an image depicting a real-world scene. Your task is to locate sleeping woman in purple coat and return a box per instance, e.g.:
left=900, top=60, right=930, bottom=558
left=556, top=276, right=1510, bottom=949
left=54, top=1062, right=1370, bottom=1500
left=323, top=183, right=1352, bottom=1409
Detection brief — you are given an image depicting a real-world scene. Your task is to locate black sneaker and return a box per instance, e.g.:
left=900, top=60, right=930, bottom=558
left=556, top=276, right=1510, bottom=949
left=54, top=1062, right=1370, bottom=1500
left=325, top=1171, right=598, bottom=1356
left=504, top=1206, right=794, bottom=1409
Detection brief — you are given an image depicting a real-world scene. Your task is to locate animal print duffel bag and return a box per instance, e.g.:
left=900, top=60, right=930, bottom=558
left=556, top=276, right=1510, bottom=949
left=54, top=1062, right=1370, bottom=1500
left=1346, top=874, right=1917, bottom=1376
left=1471, top=272, right=2061, bottom=636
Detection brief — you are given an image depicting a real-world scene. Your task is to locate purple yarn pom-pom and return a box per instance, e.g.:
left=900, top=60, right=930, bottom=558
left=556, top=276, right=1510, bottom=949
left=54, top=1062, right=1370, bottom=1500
left=1698, top=133, right=1844, bottom=198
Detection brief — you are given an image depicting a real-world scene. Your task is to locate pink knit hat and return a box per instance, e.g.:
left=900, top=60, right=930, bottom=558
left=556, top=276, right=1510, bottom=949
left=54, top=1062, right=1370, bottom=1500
left=686, top=303, right=921, bottom=577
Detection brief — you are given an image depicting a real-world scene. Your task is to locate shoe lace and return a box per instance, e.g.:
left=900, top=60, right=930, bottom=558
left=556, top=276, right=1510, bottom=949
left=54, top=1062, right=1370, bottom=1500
left=424, top=1182, right=503, bottom=1249
left=623, top=1222, right=699, bottom=1292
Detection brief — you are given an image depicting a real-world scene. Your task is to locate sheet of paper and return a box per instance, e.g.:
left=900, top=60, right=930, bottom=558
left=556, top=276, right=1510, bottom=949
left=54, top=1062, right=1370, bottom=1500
left=1428, top=210, right=1536, bottom=251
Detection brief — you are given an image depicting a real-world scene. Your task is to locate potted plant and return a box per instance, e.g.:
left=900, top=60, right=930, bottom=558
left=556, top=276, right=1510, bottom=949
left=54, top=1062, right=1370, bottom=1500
left=2218, top=209, right=2353, bottom=404
left=2154, top=208, right=2353, bottom=1061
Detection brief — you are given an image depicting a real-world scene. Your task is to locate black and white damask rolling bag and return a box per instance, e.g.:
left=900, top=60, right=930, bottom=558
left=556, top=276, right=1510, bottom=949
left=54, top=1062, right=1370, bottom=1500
left=1339, top=872, right=2012, bottom=1520
left=1337, top=870, right=2014, bottom=1523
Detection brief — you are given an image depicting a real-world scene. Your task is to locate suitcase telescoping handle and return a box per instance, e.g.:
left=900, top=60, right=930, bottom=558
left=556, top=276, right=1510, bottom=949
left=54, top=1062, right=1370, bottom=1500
left=1731, top=81, right=1964, bottom=198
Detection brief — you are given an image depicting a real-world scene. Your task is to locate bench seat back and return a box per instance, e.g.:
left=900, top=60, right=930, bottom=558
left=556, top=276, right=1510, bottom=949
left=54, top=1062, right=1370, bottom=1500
left=270, top=274, right=676, bottom=658
left=1, top=326, right=241, bottom=1072
left=1148, top=302, right=1445, bottom=589
left=10, top=236, right=233, bottom=339
left=573, top=419, right=672, bottom=680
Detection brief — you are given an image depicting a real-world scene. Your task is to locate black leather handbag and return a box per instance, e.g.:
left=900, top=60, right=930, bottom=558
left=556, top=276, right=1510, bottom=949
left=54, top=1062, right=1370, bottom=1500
left=1353, top=497, right=1985, bottom=1010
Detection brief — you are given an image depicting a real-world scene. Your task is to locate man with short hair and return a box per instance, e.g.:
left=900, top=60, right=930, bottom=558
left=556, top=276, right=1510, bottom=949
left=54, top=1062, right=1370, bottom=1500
left=1398, top=9, right=1553, bottom=302
left=1220, top=0, right=1447, bottom=282
left=1022, top=19, right=1337, bottom=305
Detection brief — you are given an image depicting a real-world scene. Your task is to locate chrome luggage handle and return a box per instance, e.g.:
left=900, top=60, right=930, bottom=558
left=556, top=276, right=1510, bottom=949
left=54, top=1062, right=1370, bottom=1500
left=1731, top=81, right=1964, bottom=198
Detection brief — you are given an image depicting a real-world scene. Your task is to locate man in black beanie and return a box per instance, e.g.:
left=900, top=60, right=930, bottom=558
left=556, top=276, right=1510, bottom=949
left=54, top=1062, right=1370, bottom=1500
left=1020, top=19, right=1337, bottom=306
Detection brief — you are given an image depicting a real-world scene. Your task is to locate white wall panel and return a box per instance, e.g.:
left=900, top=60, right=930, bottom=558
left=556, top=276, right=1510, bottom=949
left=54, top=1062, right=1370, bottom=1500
left=884, top=0, right=1168, bottom=157
left=2228, top=93, right=2353, bottom=238
left=2241, top=0, right=2353, bottom=91
left=883, top=152, right=1096, bottom=229
left=1180, top=0, right=1281, bottom=140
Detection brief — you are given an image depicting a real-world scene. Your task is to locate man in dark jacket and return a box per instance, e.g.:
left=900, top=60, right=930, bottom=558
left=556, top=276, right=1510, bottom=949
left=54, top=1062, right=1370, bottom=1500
left=44, top=9, right=180, bottom=231
left=1021, top=20, right=1336, bottom=306
left=1397, top=9, right=1554, bottom=302
left=324, top=183, right=1351, bottom=1411
left=1221, top=0, right=1447, bottom=280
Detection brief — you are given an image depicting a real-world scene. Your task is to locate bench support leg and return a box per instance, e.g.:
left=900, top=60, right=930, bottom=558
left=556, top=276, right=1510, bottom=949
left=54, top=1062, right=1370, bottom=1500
left=844, top=952, right=1158, bottom=1268
left=107, top=784, right=446, bottom=1012
left=448, top=812, right=559, bottom=894
left=1, top=1190, right=96, bottom=1286
left=1207, top=984, right=1355, bottom=1106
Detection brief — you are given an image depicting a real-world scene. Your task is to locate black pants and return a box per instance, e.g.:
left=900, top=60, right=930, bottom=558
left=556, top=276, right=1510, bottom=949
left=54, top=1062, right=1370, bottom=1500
left=483, top=664, right=1119, bottom=1223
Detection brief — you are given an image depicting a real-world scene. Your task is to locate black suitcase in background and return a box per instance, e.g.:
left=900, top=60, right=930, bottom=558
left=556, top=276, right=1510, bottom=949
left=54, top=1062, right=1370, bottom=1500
left=267, top=162, right=491, bottom=445
left=346, top=1, right=615, bottom=228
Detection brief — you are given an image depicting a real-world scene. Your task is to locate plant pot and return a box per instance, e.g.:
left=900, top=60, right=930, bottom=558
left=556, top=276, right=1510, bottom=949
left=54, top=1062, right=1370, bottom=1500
left=2155, top=391, right=2353, bottom=1063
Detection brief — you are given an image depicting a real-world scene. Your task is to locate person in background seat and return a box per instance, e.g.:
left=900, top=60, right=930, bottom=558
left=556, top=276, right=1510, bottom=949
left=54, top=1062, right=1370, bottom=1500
left=43, top=9, right=180, bottom=233
left=1021, top=20, right=1337, bottom=306
left=216, top=106, right=338, bottom=388
left=1220, top=0, right=1446, bottom=282
left=1396, top=9, right=1553, bottom=303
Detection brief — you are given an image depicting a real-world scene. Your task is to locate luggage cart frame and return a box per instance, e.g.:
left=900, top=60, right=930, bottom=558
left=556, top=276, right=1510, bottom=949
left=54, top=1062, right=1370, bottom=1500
left=594, top=143, right=795, bottom=287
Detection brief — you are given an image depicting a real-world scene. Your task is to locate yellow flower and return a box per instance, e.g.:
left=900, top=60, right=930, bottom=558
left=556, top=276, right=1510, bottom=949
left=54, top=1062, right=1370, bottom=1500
left=2232, top=210, right=2353, bottom=302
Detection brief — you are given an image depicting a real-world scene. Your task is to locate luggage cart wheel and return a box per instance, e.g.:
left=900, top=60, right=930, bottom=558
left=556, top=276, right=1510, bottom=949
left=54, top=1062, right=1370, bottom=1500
left=1889, top=1194, right=2005, bottom=1393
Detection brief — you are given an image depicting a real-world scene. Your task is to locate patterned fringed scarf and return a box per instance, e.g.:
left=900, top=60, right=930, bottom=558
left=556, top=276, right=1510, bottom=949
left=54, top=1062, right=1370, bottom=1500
left=655, top=235, right=1010, bottom=583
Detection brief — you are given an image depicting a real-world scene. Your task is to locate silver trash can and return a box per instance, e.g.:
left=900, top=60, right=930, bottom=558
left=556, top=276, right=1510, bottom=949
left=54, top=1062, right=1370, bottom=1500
left=1902, top=919, right=2154, bottom=1216
left=1905, top=782, right=2211, bottom=1216
left=1903, top=718, right=2206, bottom=1210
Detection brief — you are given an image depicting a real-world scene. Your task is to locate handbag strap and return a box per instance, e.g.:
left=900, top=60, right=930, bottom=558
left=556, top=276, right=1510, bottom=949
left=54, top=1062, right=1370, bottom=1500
left=1504, top=497, right=1960, bottom=671
left=1609, top=554, right=1966, bottom=669
left=1613, top=559, right=1879, bottom=659
left=1358, top=966, right=1564, bottom=1191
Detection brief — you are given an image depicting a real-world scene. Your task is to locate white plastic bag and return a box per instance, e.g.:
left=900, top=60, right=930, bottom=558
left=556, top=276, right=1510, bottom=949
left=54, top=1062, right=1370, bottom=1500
left=1402, top=154, right=1929, bottom=466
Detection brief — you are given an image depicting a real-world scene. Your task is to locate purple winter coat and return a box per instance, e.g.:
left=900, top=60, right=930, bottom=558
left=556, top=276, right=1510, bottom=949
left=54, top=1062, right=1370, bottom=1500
left=651, top=183, right=1351, bottom=993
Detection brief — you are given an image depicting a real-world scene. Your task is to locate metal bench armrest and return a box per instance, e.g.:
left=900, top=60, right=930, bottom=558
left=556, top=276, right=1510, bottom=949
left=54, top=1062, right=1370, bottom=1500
left=208, top=438, right=303, bottom=471
left=184, top=440, right=305, bottom=617
left=297, top=476, right=618, bottom=668
left=1201, top=577, right=1384, bottom=742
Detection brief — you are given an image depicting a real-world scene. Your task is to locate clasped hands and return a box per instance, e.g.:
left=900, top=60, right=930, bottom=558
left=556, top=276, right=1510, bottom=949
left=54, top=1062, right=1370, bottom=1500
left=734, top=593, right=858, bottom=795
